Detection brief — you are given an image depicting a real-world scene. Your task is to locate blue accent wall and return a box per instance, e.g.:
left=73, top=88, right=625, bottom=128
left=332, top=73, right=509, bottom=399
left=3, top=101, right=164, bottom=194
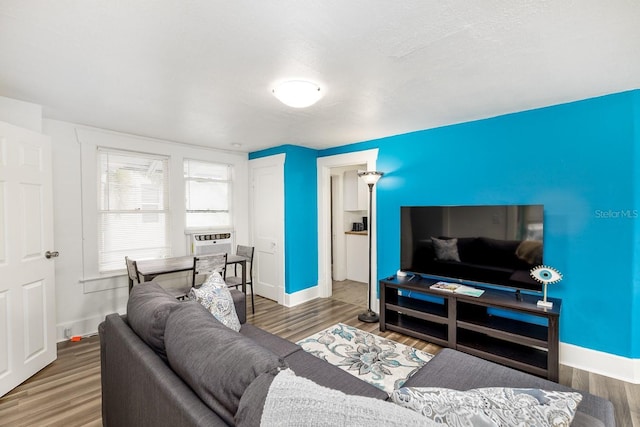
left=320, top=90, right=640, bottom=358
left=250, top=145, right=318, bottom=294
left=631, top=90, right=640, bottom=358
left=251, top=90, right=640, bottom=358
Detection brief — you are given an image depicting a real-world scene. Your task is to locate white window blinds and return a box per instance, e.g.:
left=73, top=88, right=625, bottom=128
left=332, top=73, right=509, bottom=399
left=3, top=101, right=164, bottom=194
left=184, top=159, right=231, bottom=229
left=98, top=149, right=170, bottom=272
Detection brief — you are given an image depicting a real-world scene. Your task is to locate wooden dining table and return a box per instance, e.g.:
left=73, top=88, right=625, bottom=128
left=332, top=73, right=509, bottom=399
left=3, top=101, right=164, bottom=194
left=134, top=254, right=247, bottom=294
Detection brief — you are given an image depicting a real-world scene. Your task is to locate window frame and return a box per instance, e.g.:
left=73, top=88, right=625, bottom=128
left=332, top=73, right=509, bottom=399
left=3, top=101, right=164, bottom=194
left=97, top=147, right=172, bottom=273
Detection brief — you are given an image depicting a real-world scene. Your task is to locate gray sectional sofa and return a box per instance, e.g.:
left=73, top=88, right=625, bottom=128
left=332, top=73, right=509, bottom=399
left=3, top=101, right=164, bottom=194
left=99, top=282, right=615, bottom=426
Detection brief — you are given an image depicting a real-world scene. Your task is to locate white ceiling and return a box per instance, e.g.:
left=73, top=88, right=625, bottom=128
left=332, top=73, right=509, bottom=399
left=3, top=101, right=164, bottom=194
left=1, top=1, right=640, bottom=153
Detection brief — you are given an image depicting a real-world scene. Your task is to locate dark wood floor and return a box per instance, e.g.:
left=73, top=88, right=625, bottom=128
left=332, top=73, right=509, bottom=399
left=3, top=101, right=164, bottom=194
left=0, top=280, right=637, bottom=426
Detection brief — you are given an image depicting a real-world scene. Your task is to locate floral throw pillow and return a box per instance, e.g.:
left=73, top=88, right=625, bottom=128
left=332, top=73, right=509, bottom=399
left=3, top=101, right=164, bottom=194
left=189, top=271, right=241, bottom=332
left=389, top=387, right=582, bottom=427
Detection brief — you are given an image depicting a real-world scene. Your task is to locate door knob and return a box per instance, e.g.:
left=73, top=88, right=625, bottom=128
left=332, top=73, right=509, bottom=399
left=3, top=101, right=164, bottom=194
left=45, top=251, right=59, bottom=259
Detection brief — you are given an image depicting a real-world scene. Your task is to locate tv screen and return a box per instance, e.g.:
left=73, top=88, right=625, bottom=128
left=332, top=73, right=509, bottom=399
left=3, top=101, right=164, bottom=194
left=400, top=205, right=544, bottom=293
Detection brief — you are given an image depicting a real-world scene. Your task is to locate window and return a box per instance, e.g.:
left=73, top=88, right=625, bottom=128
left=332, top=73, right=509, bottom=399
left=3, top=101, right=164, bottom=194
left=184, top=159, right=231, bottom=229
left=98, top=149, right=170, bottom=272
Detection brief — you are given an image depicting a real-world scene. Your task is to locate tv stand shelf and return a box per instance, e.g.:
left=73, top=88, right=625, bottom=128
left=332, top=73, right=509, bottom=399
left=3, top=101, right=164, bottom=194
left=379, top=277, right=561, bottom=381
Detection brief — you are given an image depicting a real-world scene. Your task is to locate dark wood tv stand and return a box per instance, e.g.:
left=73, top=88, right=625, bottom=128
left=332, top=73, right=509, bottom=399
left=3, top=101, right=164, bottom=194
left=379, top=276, right=561, bottom=381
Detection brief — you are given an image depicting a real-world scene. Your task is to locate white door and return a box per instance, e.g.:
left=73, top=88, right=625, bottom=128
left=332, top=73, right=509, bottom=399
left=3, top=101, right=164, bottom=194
left=0, top=121, right=56, bottom=397
left=249, top=155, right=284, bottom=304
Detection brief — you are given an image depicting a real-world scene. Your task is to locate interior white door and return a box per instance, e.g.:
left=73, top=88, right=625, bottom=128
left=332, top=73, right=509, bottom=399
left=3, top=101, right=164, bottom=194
left=250, top=156, right=284, bottom=304
left=0, top=121, right=56, bottom=397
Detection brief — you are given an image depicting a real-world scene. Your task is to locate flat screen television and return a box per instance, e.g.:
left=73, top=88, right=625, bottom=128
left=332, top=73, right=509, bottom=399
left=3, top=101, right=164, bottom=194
left=400, top=205, right=544, bottom=293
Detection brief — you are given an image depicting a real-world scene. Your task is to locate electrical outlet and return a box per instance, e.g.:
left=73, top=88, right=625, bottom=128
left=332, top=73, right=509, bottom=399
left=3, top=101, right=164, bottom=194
left=64, top=327, right=72, bottom=339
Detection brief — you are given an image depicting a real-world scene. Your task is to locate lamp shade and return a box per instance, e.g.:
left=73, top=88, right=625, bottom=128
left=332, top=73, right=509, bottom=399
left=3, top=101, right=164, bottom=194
left=357, top=171, right=384, bottom=185
left=272, top=80, right=322, bottom=108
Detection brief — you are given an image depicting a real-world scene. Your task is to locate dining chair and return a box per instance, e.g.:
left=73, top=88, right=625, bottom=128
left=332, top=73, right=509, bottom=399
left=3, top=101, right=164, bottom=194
left=192, top=253, right=228, bottom=287
left=126, top=256, right=189, bottom=300
left=225, top=245, right=255, bottom=313
left=125, top=256, right=141, bottom=294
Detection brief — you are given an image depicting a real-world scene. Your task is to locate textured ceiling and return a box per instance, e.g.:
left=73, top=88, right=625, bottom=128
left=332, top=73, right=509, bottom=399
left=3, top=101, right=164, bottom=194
left=1, top=1, right=639, bottom=153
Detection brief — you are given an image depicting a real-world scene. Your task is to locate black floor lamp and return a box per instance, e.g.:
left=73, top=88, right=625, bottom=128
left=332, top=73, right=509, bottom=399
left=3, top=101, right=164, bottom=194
left=357, top=170, right=384, bottom=323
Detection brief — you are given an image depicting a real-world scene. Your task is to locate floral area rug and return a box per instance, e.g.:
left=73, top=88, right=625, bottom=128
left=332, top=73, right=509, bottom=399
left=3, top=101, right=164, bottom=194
left=296, top=323, right=433, bottom=394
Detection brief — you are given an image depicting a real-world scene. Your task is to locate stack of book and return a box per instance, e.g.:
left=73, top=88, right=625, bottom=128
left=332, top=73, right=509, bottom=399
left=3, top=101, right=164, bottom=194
left=429, top=281, right=484, bottom=297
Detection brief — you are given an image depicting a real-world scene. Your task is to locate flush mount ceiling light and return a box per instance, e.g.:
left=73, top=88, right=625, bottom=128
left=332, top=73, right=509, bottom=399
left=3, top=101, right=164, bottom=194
left=272, top=80, right=322, bottom=108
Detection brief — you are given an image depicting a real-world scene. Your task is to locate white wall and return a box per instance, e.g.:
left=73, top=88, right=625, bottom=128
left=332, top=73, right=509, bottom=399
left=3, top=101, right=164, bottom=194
left=44, top=119, right=249, bottom=341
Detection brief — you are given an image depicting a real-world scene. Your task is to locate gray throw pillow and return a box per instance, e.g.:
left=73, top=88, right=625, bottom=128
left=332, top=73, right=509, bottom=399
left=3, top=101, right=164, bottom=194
left=431, top=237, right=461, bottom=262
left=189, top=271, right=241, bottom=331
left=126, top=281, right=181, bottom=362
left=164, top=302, right=287, bottom=417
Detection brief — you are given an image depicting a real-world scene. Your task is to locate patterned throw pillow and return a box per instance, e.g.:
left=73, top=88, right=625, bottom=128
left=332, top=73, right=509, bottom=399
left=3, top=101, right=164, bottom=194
left=431, top=237, right=461, bottom=262
left=389, top=387, right=582, bottom=427
left=189, top=271, right=241, bottom=332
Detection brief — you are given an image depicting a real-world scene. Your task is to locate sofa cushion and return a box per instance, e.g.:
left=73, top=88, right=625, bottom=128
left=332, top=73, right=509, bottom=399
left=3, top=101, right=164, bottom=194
left=240, top=323, right=301, bottom=358
left=126, top=281, right=181, bottom=362
left=164, top=301, right=287, bottom=415
left=389, top=386, right=582, bottom=426
left=189, top=271, right=241, bottom=331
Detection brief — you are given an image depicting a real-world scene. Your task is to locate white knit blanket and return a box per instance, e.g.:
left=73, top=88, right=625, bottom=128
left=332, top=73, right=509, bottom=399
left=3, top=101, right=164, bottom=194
left=260, top=369, right=435, bottom=426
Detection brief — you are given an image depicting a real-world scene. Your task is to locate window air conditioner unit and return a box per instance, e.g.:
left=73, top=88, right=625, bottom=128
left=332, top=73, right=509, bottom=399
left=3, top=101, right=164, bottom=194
left=188, top=232, right=233, bottom=256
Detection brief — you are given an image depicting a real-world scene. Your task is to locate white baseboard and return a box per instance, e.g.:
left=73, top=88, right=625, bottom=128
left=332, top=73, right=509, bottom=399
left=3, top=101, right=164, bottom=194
left=560, top=342, right=640, bottom=384
left=284, top=285, right=319, bottom=307
left=56, top=311, right=123, bottom=343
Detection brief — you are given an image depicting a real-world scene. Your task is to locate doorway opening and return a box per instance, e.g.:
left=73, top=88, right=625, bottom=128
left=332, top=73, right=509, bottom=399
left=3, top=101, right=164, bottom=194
left=329, top=164, right=368, bottom=289
left=316, top=150, right=379, bottom=312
